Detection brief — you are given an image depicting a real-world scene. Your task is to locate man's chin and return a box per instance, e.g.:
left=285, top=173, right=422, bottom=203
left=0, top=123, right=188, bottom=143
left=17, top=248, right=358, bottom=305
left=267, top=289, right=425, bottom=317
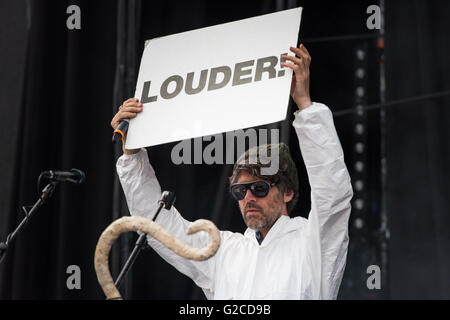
left=245, top=218, right=265, bottom=231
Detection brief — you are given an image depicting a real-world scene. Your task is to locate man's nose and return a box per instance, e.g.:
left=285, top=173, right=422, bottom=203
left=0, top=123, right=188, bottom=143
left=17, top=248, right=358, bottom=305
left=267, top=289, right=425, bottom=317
left=243, top=189, right=257, bottom=201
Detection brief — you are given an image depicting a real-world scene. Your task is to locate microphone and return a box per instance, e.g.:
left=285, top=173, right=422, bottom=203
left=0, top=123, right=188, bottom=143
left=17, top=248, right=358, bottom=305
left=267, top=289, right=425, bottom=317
left=158, top=191, right=176, bottom=210
left=112, top=119, right=129, bottom=143
left=42, top=168, right=86, bottom=184
left=152, top=191, right=176, bottom=222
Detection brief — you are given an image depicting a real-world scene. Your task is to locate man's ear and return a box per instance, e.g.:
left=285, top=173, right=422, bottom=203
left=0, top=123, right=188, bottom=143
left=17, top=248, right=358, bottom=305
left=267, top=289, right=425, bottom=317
left=284, top=190, right=294, bottom=203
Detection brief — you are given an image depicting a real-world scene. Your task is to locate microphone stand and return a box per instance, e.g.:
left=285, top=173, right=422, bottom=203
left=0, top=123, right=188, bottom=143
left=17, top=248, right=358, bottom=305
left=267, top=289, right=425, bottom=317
left=114, top=191, right=176, bottom=292
left=0, top=181, right=59, bottom=265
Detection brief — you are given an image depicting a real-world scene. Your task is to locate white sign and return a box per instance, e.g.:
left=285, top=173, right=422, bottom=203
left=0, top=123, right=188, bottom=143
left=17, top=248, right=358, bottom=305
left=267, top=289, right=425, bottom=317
left=126, top=7, right=303, bottom=149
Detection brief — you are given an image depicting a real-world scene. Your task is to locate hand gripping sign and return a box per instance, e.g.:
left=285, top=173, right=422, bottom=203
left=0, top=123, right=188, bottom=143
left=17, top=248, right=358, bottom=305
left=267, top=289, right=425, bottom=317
left=94, top=216, right=220, bottom=300
left=126, top=7, right=303, bottom=149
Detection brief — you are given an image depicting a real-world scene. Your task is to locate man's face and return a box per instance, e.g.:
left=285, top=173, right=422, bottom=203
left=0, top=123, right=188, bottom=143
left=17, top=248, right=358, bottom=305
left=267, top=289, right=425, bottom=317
left=235, top=172, right=289, bottom=233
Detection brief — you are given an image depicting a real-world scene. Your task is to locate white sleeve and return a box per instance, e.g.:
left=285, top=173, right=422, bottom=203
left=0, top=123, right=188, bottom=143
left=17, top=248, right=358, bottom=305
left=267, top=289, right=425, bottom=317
left=293, top=102, right=353, bottom=300
left=116, top=149, right=217, bottom=297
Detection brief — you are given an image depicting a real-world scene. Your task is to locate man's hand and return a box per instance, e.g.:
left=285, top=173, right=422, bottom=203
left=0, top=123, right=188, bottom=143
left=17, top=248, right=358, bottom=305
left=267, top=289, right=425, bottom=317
left=281, top=44, right=312, bottom=111
left=111, top=98, right=143, bottom=155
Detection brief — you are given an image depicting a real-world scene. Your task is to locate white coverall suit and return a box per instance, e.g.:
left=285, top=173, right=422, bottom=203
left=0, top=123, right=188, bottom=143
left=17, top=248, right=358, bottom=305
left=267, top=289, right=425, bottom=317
left=116, top=102, right=353, bottom=299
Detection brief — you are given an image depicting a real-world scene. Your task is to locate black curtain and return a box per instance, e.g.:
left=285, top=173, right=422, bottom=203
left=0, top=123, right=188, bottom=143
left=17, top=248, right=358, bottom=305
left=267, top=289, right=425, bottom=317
left=2, top=0, right=448, bottom=300
left=385, top=0, right=450, bottom=299
left=0, top=0, right=118, bottom=298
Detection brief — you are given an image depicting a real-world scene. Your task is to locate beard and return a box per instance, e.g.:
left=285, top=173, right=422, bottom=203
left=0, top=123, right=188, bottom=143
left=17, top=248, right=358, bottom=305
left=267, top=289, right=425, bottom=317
left=242, top=200, right=282, bottom=232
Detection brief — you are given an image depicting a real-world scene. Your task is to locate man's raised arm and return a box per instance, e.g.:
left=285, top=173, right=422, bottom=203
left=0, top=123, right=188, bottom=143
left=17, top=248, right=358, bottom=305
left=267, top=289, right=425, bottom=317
left=111, top=100, right=217, bottom=298
left=284, top=45, right=353, bottom=299
left=294, top=103, right=353, bottom=299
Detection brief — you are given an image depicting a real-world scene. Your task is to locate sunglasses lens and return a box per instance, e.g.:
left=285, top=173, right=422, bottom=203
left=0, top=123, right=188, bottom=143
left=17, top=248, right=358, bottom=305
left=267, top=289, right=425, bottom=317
left=251, top=181, right=270, bottom=197
left=231, top=181, right=272, bottom=200
left=231, top=184, right=247, bottom=200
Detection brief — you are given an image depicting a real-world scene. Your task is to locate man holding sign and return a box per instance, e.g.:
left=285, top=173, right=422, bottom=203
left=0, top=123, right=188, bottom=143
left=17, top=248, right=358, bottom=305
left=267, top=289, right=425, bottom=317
left=111, top=43, right=353, bottom=300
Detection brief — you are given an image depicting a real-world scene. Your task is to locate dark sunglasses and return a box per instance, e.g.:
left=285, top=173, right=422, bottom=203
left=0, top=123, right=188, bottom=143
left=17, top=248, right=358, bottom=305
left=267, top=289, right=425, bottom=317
left=230, top=180, right=276, bottom=201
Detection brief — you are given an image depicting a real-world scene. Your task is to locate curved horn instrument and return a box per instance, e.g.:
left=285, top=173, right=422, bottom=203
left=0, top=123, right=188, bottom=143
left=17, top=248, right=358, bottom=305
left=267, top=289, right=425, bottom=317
left=94, top=216, right=220, bottom=300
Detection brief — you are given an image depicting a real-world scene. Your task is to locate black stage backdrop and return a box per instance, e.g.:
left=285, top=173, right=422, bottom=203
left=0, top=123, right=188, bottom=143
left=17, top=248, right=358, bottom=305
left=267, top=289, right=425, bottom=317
left=385, top=0, right=450, bottom=299
left=0, top=0, right=449, bottom=299
left=0, top=0, right=119, bottom=299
